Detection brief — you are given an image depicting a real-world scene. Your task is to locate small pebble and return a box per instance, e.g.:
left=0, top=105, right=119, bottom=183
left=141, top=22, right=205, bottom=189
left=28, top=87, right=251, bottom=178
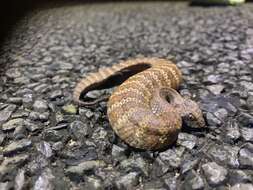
left=33, top=100, right=48, bottom=113
left=3, top=139, right=32, bottom=156
left=36, top=141, right=53, bottom=158
left=239, top=143, right=253, bottom=169
left=202, top=162, right=228, bottom=187
left=62, top=104, right=77, bottom=114
left=2, top=118, right=24, bottom=131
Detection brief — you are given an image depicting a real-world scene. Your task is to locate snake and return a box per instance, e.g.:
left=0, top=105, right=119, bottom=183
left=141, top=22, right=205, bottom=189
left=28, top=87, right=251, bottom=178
left=73, top=57, right=205, bottom=150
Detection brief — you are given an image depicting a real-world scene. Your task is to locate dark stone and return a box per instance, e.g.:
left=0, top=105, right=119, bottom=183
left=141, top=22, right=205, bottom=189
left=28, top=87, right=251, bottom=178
left=33, top=100, right=48, bottom=113
left=14, top=169, right=25, bottom=190
left=206, top=112, right=222, bottom=126
left=201, top=95, right=238, bottom=116
left=229, top=170, right=252, bottom=185
left=48, top=103, right=56, bottom=112
left=13, top=124, right=27, bottom=140
left=86, top=90, right=107, bottom=99
left=33, top=168, right=54, bottom=190
left=27, top=156, right=49, bottom=175
left=0, top=154, right=29, bottom=180
left=3, top=139, right=32, bottom=156
left=52, top=142, right=64, bottom=151
left=120, top=156, right=150, bottom=176
left=52, top=62, right=73, bottom=70
left=223, top=101, right=238, bottom=115
left=46, top=123, right=68, bottom=131
left=94, top=167, right=119, bottom=189
left=208, top=145, right=228, bottom=164
left=155, top=147, right=185, bottom=175
left=207, top=85, right=225, bottom=95
left=65, top=160, right=105, bottom=178
left=115, top=172, right=140, bottom=190
left=181, top=159, right=199, bottom=174
left=79, top=108, right=94, bottom=119
left=33, top=84, right=50, bottom=93
left=179, top=89, right=192, bottom=97
left=246, top=95, right=253, bottom=110
left=36, top=141, right=53, bottom=158
left=240, top=127, right=253, bottom=142
left=208, top=145, right=239, bottom=168
left=183, top=170, right=205, bottom=190
left=239, top=143, right=253, bottom=169
left=204, top=75, right=222, bottom=84
left=159, top=147, right=184, bottom=169
left=24, top=120, right=43, bottom=132
left=7, top=97, right=23, bottom=105
left=240, top=81, right=253, bottom=92
left=0, top=182, right=11, bottom=190
left=69, top=120, right=89, bottom=141
left=22, top=93, right=34, bottom=109
left=5, top=68, right=21, bottom=78
left=11, top=109, right=29, bottom=119
left=225, top=119, right=240, bottom=143
left=238, top=113, right=253, bottom=128
left=230, top=183, right=253, bottom=190
left=29, top=111, right=49, bottom=122
left=164, top=176, right=177, bottom=190
left=202, top=162, right=228, bottom=187
left=178, top=61, right=194, bottom=68
left=59, top=146, right=98, bottom=164
left=143, top=179, right=166, bottom=190
left=13, top=76, right=30, bottom=85
left=43, top=130, right=64, bottom=142
left=224, top=146, right=240, bottom=168
left=111, top=145, right=127, bottom=159
left=2, top=118, right=25, bottom=131
left=55, top=112, right=65, bottom=124
left=30, top=74, right=45, bottom=81
left=230, top=87, right=248, bottom=99
left=0, top=103, right=8, bottom=110
left=177, top=133, right=197, bottom=149
left=213, top=108, right=228, bottom=121
left=0, top=104, right=16, bottom=125
left=0, top=133, right=6, bottom=145
left=85, top=176, right=103, bottom=190
left=91, top=127, right=108, bottom=141
left=49, top=90, right=63, bottom=100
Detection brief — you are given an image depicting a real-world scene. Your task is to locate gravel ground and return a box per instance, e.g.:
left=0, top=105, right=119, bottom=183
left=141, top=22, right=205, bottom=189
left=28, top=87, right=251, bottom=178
left=0, top=1, right=253, bottom=189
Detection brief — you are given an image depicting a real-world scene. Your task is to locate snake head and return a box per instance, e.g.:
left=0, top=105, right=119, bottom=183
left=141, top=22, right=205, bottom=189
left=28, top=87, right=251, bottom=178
left=180, top=97, right=206, bottom=128
left=161, top=88, right=206, bottom=128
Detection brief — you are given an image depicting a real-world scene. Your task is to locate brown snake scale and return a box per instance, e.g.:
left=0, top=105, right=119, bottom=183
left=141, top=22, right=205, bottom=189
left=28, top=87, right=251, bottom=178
left=73, top=57, right=205, bottom=150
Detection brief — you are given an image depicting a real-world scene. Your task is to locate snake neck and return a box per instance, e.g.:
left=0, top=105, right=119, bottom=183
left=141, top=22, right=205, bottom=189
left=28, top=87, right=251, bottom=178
left=149, top=87, right=182, bottom=129
left=156, top=87, right=205, bottom=128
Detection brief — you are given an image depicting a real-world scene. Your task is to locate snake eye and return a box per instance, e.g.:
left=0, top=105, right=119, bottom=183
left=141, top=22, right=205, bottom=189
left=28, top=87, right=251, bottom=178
left=188, top=113, right=195, bottom=120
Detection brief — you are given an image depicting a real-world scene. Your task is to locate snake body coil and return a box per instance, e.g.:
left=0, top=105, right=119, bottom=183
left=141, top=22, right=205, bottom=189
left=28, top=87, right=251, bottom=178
left=74, top=58, right=205, bottom=150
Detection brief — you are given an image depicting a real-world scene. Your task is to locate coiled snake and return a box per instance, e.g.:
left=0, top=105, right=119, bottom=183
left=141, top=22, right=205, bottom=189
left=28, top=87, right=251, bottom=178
left=73, top=57, right=205, bottom=150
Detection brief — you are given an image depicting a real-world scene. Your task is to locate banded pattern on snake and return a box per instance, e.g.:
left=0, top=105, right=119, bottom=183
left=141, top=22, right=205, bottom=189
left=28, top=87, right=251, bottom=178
left=73, top=58, right=205, bottom=150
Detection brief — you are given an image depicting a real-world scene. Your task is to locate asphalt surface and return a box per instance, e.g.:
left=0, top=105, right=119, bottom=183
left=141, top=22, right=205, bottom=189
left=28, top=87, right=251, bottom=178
left=0, top=1, right=253, bottom=189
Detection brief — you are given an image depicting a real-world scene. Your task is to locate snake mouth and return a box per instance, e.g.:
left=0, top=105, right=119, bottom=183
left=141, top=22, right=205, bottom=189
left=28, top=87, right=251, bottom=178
left=159, top=87, right=206, bottom=129
left=197, top=117, right=206, bottom=128
left=182, top=113, right=206, bottom=129
left=183, top=118, right=198, bottom=128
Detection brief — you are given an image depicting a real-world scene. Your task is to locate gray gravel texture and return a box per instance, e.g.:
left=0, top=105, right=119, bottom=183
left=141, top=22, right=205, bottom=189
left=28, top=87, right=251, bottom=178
left=0, top=1, right=253, bottom=189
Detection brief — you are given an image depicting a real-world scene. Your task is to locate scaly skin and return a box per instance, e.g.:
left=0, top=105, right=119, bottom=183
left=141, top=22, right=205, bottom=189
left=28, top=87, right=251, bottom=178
left=73, top=57, right=205, bottom=150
